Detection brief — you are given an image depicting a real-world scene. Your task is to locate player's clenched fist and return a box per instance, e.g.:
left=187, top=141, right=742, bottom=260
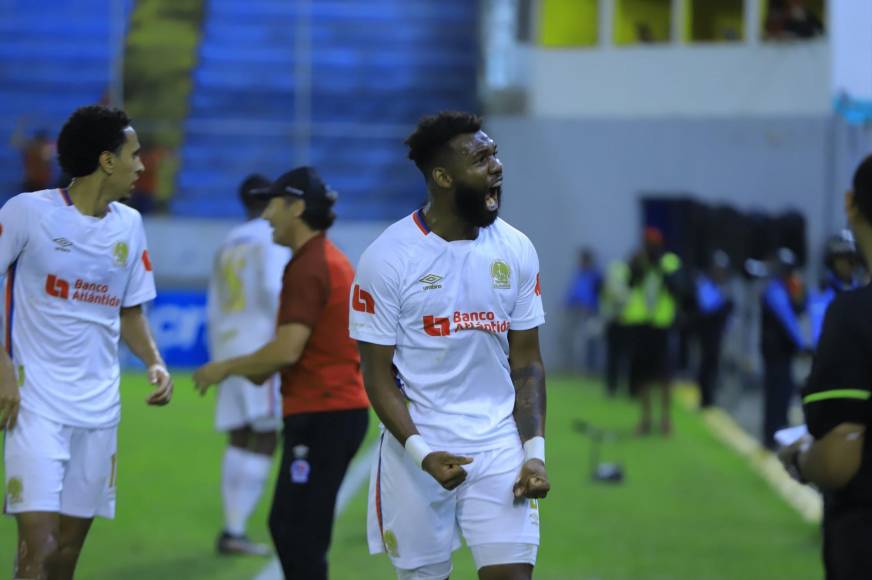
left=422, top=452, right=473, bottom=490
left=513, top=459, right=550, bottom=499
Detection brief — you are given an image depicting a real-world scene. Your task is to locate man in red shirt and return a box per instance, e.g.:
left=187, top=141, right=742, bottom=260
left=194, top=166, right=369, bottom=579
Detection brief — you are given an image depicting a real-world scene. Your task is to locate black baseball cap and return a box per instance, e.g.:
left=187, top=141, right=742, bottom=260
left=248, top=166, right=338, bottom=203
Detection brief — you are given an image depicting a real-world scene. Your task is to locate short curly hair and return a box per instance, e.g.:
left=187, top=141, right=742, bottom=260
left=404, top=111, right=482, bottom=174
left=57, top=105, right=131, bottom=177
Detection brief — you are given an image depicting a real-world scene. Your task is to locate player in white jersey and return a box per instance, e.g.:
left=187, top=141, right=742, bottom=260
left=206, top=174, right=290, bottom=556
left=349, top=112, right=550, bottom=580
left=0, top=106, right=173, bottom=580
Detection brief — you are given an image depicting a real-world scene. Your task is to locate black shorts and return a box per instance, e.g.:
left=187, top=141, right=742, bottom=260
left=823, top=507, right=872, bottom=579
left=629, top=325, right=671, bottom=385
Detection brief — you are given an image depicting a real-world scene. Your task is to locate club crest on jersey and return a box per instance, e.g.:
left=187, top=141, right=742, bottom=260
left=113, top=242, right=129, bottom=267
left=418, top=273, right=443, bottom=291
left=491, top=260, right=511, bottom=289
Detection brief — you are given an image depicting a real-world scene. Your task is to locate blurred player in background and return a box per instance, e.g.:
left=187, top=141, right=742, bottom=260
left=351, top=112, right=549, bottom=580
left=205, top=174, right=291, bottom=556
left=0, top=105, right=173, bottom=579
left=195, top=167, right=369, bottom=579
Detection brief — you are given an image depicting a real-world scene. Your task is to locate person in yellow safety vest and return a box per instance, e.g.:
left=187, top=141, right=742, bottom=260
left=601, top=258, right=632, bottom=396
left=622, top=227, right=682, bottom=435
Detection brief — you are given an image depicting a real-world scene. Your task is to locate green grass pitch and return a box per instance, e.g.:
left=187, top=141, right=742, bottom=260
left=1, top=374, right=821, bottom=579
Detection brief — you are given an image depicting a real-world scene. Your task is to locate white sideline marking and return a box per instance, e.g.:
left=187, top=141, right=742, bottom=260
left=675, top=384, right=822, bottom=523
left=254, top=442, right=378, bottom=580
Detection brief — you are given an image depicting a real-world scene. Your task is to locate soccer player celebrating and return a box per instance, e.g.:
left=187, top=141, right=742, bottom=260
left=205, top=174, right=291, bottom=556
left=0, top=105, right=173, bottom=579
left=350, top=112, right=550, bottom=580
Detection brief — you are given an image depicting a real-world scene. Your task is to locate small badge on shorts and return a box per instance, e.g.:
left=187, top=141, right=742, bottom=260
left=382, top=529, right=399, bottom=557
left=290, top=459, right=310, bottom=484
left=528, top=499, right=540, bottom=526
left=6, top=477, right=23, bottom=505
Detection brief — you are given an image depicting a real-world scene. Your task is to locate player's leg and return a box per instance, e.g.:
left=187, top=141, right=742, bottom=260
left=458, top=445, right=539, bottom=580
left=372, top=431, right=459, bottom=580
left=5, top=410, right=69, bottom=578
left=47, top=515, right=93, bottom=580
left=269, top=409, right=368, bottom=579
left=53, top=423, right=118, bottom=579
left=478, top=562, right=533, bottom=580
left=14, top=512, right=61, bottom=579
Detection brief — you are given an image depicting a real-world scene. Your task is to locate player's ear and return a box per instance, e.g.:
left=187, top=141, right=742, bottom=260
left=98, top=150, right=115, bottom=175
left=431, top=166, right=452, bottom=189
left=291, top=198, right=306, bottom=218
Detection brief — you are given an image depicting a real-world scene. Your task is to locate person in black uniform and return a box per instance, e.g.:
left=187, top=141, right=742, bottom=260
left=692, top=250, right=733, bottom=409
left=779, top=154, right=872, bottom=579
left=760, top=247, right=810, bottom=449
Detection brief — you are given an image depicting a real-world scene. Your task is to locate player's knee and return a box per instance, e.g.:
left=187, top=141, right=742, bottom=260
left=16, top=533, right=60, bottom=577
left=395, top=560, right=452, bottom=580
left=228, top=427, right=251, bottom=448
left=250, top=431, right=278, bottom=455
left=471, top=543, right=537, bottom=579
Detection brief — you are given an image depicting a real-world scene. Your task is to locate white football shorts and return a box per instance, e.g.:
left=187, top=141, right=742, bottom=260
left=214, top=375, right=282, bottom=432
left=4, top=408, right=117, bottom=519
left=367, top=431, right=540, bottom=571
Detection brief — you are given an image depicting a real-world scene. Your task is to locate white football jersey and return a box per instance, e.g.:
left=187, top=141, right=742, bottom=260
left=349, top=210, right=545, bottom=453
left=0, top=189, right=156, bottom=428
left=206, top=218, right=290, bottom=360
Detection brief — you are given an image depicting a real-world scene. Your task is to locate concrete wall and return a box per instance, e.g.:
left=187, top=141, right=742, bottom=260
left=529, top=41, right=830, bottom=118
left=488, top=115, right=836, bottom=367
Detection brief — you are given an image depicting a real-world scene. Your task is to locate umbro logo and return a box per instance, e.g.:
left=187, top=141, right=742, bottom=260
left=418, top=273, right=443, bottom=291
left=53, top=237, right=73, bottom=252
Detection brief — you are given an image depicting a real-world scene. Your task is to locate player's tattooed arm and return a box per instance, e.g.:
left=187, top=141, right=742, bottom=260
left=509, top=328, right=547, bottom=441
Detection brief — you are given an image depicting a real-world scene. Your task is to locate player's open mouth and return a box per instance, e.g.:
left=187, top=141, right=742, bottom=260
left=485, top=184, right=501, bottom=212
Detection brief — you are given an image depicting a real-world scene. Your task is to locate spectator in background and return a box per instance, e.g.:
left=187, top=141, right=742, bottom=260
left=624, top=228, right=682, bottom=435
left=602, top=258, right=631, bottom=397
left=562, top=247, right=603, bottom=375
left=808, top=232, right=862, bottom=348
left=766, top=0, right=823, bottom=40
left=691, top=251, right=733, bottom=409
left=11, top=126, right=54, bottom=192
left=760, top=248, right=810, bottom=450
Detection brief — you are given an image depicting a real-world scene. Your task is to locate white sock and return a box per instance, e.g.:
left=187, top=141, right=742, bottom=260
left=222, top=446, right=272, bottom=536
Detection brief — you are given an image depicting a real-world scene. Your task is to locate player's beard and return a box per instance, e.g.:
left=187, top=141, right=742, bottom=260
left=454, top=182, right=499, bottom=228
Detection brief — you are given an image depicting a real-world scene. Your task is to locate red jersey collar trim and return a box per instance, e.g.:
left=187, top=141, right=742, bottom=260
left=412, top=209, right=430, bottom=236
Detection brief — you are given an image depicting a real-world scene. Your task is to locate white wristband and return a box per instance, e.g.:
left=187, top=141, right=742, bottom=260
left=404, top=434, right=433, bottom=469
left=523, top=436, right=545, bottom=464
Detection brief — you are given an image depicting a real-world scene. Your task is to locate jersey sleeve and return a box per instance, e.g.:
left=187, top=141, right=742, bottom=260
left=802, top=296, right=872, bottom=438
left=122, top=212, right=157, bottom=307
left=261, top=243, right=290, bottom=315
left=277, top=256, right=328, bottom=329
left=0, top=194, right=30, bottom=273
left=510, top=235, right=545, bottom=331
left=348, top=243, right=401, bottom=346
